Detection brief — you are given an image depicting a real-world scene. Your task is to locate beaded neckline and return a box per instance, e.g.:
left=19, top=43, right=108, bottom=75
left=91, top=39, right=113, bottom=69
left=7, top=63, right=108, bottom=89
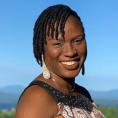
left=29, top=80, right=93, bottom=112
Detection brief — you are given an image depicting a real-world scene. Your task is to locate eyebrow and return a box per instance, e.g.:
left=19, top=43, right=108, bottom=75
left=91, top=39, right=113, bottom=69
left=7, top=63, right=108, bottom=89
left=71, top=34, right=85, bottom=39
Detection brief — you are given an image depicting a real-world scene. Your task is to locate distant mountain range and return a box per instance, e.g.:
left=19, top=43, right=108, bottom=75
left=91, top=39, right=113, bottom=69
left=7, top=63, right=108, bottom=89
left=0, top=85, right=24, bottom=109
left=90, top=90, right=118, bottom=108
left=0, top=85, right=118, bottom=109
left=90, top=89, right=118, bottom=100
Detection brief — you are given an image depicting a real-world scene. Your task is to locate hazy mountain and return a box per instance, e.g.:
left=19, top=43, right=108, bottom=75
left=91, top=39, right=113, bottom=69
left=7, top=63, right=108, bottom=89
left=0, top=85, right=25, bottom=100
left=0, top=85, right=24, bottom=94
left=0, top=85, right=24, bottom=109
left=90, top=90, right=118, bottom=108
left=90, top=89, right=118, bottom=100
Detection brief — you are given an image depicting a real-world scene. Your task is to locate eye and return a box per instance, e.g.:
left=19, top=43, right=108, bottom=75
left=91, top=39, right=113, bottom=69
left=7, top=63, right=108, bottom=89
left=52, top=42, right=63, bottom=48
left=73, top=36, right=84, bottom=44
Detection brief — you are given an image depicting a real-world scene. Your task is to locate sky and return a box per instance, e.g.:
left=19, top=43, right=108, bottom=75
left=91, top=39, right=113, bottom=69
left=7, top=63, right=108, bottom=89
left=0, top=0, right=118, bottom=91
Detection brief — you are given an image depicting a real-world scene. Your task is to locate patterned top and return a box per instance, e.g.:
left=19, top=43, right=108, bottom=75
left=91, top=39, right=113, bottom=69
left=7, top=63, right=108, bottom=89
left=19, top=80, right=105, bottom=118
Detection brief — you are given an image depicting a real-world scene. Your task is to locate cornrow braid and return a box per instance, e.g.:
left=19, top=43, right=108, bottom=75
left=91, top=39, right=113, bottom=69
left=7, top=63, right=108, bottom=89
left=33, top=4, right=84, bottom=66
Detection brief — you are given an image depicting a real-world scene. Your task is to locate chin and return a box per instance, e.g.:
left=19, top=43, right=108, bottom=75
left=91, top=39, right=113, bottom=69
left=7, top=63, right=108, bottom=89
left=61, top=70, right=80, bottom=79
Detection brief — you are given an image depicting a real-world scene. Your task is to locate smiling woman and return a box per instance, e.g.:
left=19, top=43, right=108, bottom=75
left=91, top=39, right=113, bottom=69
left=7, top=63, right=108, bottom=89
left=44, top=15, right=87, bottom=80
left=16, top=4, right=105, bottom=118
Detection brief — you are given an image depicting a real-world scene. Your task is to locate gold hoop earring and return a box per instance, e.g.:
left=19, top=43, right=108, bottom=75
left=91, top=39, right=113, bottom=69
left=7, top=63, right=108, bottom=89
left=42, top=55, right=50, bottom=79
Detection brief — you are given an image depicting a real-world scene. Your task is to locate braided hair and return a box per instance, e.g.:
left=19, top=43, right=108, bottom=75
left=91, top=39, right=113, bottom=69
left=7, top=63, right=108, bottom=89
left=33, top=4, right=84, bottom=66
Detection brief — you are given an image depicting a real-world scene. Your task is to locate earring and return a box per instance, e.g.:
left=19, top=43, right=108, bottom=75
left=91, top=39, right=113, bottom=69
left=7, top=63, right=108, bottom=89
left=42, top=55, right=50, bottom=79
left=82, top=64, right=85, bottom=75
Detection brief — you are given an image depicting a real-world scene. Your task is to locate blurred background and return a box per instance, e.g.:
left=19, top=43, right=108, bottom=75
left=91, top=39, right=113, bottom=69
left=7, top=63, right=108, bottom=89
left=0, top=0, right=118, bottom=117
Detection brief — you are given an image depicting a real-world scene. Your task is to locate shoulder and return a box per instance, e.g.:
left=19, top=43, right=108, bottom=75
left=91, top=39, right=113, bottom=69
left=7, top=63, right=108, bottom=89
left=16, top=85, right=58, bottom=118
left=75, top=84, right=93, bottom=102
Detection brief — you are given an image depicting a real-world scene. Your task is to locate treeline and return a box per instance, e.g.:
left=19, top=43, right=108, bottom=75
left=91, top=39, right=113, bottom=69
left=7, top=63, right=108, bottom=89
left=0, top=110, right=15, bottom=118
left=98, top=105, right=118, bottom=118
left=0, top=106, right=118, bottom=118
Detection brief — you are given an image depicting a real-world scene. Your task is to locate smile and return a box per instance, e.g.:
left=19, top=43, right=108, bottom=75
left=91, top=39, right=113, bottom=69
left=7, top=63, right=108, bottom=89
left=61, top=61, right=77, bottom=66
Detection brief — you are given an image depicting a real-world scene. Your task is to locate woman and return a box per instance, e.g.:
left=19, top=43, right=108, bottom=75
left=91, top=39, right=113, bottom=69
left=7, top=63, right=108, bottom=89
left=16, top=4, right=105, bottom=118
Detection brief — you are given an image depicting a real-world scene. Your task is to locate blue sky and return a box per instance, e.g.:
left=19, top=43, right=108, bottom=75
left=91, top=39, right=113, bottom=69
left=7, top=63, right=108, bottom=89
left=0, top=0, right=118, bottom=91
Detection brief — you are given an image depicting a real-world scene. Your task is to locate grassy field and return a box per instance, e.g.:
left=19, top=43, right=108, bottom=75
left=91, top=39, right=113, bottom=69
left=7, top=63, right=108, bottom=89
left=0, top=110, right=15, bottom=118
left=98, top=105, right=118, bottom=118
left=0, top=106, right=118, bottom=118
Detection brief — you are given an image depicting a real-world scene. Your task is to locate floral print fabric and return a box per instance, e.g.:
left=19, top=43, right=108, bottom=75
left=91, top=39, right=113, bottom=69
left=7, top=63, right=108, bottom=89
left=56, top=103, right=105, bottom=118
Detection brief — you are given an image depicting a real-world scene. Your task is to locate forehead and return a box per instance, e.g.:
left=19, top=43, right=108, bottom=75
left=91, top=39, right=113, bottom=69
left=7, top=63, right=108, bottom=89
left=64, top=15, right=84, bottom=40
left=65, top=15, right=83, bottom=34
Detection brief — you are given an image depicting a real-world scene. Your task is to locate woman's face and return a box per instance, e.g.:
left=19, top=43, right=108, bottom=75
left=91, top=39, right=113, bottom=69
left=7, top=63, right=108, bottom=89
left=44, top=15, right=87, bottom=79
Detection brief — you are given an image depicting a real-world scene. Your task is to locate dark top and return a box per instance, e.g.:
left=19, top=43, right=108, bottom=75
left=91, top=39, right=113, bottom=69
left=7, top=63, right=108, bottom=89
left=18, top=79, right=93, bottom=112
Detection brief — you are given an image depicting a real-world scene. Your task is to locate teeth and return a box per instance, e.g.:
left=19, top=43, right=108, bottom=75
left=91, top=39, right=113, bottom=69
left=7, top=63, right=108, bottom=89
left=62, top=61, right=76, bottom=65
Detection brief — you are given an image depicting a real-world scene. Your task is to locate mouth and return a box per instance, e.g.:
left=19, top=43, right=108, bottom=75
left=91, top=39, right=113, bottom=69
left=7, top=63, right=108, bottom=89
left=61, top=61, right=77, bottom=66
left=61, top=60, right=80, bottom=70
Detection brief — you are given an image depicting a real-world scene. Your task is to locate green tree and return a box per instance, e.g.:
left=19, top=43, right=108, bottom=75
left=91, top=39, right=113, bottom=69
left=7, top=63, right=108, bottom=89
left=0, top=110, right=15, bottom=118
left=98, top=106, right=118, bottom=118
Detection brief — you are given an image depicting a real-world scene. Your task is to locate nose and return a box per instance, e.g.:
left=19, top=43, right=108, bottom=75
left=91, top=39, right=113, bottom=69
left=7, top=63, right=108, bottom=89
left=63, top=43, right=77, bottom=57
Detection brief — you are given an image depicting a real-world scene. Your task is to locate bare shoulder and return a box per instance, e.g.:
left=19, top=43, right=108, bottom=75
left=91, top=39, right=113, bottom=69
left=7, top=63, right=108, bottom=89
left=16, top=85, right=58, bottom=118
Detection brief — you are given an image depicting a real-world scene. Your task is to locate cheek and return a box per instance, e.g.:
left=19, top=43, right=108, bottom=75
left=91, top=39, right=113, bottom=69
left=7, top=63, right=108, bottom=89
left=76, top=43, right=87, bottom=56
left=76, top=42, right=87, bottom=64
left=44, top=46, right=62, bottom=71
left=82, top=45, right=87, bottom=57
left=45, top=47, right=61, bottom=60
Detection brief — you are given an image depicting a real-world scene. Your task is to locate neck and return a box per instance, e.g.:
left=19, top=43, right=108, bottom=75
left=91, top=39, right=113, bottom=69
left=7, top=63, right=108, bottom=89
left=50, top=73, right=75, bottom=94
